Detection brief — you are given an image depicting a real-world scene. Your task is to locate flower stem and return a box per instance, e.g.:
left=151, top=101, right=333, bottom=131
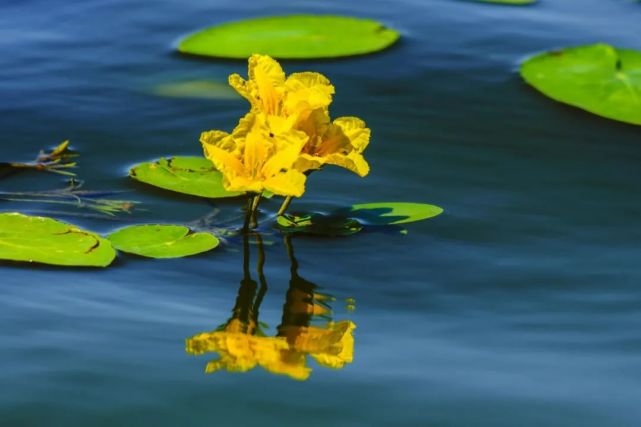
left=243, top=193, right=263, bottom=232
left=249, top=193, right=262, bottom=229
left=277, top=196, right=293, bottom=216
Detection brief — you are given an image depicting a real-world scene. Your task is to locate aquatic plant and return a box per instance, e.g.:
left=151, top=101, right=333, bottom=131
left=0, top=55, right=442, bottom=266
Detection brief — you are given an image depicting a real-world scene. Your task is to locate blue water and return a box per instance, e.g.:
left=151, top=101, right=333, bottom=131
left=2, top=0, right=641, bottom=425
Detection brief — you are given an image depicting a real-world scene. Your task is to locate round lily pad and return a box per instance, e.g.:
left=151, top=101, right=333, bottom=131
left=108, top=224, right=219, bottom=259
left=0, top=212, right=116, bottom=267
left=129, top=156, right=242, bottom=198
left=521, top=44, right=641, bottom=125
left=177, top=15, right=400, bottom=59
left=349, top=202, right=444, bottom=225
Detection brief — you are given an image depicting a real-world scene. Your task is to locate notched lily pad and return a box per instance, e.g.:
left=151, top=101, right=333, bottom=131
left=177, top=15, right=400, bottom=59
left=275, top=202, right=443, bottom=236
left=521, top=43, right=641, bottom=125
left=0, top=212, right=115, bottom=267
left=108, top=224, right=220, bottom=258
left=129, top=156, right=242, bottom=198
left=348, top=202, right=444, bottom=225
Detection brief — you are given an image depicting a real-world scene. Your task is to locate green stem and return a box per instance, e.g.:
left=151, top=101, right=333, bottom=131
left=242, top=195, right=253, bottom=232
left=243, top=193, right=263, bottom=232
left=277, top=196, right=293, bottom=216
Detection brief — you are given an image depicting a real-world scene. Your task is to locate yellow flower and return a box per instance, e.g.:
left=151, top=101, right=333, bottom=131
left=200, top=113, right=308, bottom=197
left=228, top=54, right=371, bottom=178
left=229, top=54, right=335, bottom=120
left=294, top=110, right=371, bottom=177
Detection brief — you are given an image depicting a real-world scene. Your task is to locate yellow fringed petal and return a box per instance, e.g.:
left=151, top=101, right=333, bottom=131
left=247, top=54, right=286, bottom=115
left=284, top=72, right=335, bottom=113
left=325, top=151, right=370, bottom=177
left=334, top=116, right=371, bottom=152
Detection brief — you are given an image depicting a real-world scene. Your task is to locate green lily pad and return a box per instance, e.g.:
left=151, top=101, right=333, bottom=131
left=108, top=224, right=219, bottom=258
left=0, top=212, right=116, bottom=267
left=177, top=15, right=400, bottom=59
left=151, top=80, right=240, bottom=100
left=521, top=44, right=641, bottom=125
left=275, top=202, right=443, bottom=236
left=129, top=156, right=242, bottom=198
left=348, top=202, right=444, bottom=225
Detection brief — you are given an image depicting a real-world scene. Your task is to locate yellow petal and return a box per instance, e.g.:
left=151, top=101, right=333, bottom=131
left=315, top=122, right=350, bottom=157
left=248, top=54, right=286, bottom=115
left=325, top=151, right=370, bottom=177
left=202, top=142, right=244, bottom=178
left=293, top=153, right=324, bottom=173
left=284, top=72, right=335, bottom=113
left=231, top=112, right=257, bottom=139
left=243, top=126, right=270, bottom=177
left=228, top=73, right=251, bottom=102
left=334, top=116, right=371, bottom=152
left=225, top=175, right=263, bottom=194
left=264, top=170, right=306, bottom=197
left=296, top=109, right=330, bottom=144
left=200, top=129, right=235, bottom=151
left=261, top=130, right=308, bottom=177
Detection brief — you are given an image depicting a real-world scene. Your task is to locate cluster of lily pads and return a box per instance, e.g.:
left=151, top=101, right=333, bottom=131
left=2, top=6, right=639, bottom=267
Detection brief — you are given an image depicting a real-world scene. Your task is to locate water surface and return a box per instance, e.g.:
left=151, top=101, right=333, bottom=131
left=1, top=0, right=641, bottom=425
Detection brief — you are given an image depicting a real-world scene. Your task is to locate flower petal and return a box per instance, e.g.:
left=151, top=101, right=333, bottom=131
left=334, top=116, right=371, bottom=152
left=264, top=170, right=307, bottom=197
left=248, top=54, right=286, bottom=115
left=325, top=151, right=370, bottom=177
left=284, top=72, right=335, bottom=113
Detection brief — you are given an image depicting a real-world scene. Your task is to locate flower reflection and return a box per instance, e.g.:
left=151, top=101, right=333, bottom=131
left=185, top=234, right=355, bottom=380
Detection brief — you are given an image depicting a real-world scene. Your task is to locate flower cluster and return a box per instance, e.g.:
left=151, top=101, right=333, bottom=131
left=200, top=54, right=371, bottom=200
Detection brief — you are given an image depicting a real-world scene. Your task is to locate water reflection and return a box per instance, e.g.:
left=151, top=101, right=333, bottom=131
left=186, top=234, right=355, bottom=381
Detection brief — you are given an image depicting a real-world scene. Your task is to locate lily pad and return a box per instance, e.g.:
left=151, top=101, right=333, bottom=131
left=275, top=202, right=443, bottom=236
left=521, top=44, right=641, bottom=125
left=152, top=80, right=239, bottom=100
left=348, top=202, right=444, bottom=225
left=177, top=15, right=400, bottom=59
left=0, top=212, right=116, bottom=267
left=108, top=224, right=219, bottom=258
left=129, top=156, right=242, bottom=198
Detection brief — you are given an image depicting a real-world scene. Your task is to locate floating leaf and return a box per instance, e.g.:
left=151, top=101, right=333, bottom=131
left=276, top=202, right=443, bottom=236
left=521, top=44, right=641, bottom=125
left=108, top=224, right=219, bottom=258
left=152, top=80, right=240, bottom=100
left=348, top=202, right=443, bottom=225
left=177, top=15, right=400, bottom=59
left=129, top=156, right=242, bottom=198
left=0, top=212, right=116, bottom=267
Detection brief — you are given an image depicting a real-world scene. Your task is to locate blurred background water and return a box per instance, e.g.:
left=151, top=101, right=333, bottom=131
left=2, top=0, right=641, bottom=425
